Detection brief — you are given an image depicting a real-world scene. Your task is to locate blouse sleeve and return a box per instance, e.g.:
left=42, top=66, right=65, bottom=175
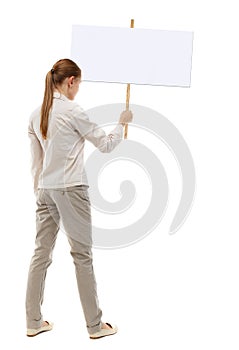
left=71, top=105, right=124, bottom=153
left=28, top=118, right=43, bottom=194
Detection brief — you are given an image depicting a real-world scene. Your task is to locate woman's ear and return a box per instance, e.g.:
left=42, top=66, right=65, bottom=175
left=68, top=76, right=75, bottom=87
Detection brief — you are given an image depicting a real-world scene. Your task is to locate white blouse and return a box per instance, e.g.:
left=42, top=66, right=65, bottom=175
left=28, top=92, right=123, bottom=193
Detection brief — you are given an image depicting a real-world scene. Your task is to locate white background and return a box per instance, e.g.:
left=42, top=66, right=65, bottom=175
left=0, top=0, right=239, bottom=349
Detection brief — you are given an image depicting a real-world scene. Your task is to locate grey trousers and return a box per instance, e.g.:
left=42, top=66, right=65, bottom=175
left=25, top=185, right=102, bottom=335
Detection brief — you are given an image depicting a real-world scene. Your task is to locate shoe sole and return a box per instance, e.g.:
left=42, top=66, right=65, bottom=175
left=27, top=329, right=52, bottom=337
left=90, top=330, right=117, bottom=339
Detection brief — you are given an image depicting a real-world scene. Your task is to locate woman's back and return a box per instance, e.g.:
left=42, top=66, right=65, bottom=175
left=29, top=92, right=88, bottom=188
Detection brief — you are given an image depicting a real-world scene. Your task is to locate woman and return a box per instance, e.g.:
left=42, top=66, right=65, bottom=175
left=25, top=58, right=133, bottom=339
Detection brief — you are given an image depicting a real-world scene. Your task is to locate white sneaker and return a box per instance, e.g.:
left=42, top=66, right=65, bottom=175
left=27, top=321, right=53, bottom=337
left=90, top=322, right=118, bottom=339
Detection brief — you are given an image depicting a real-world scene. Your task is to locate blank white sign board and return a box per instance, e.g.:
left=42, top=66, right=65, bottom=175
left=71, top=25, right=193, bottom=87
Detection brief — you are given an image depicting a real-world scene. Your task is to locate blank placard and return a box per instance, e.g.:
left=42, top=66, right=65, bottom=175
left=71, top=25, right=193, bottom=87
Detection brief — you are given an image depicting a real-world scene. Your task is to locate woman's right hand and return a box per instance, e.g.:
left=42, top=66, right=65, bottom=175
left=119, top=110, right=133, bottom=126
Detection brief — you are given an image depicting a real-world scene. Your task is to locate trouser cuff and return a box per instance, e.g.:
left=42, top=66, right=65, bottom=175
left=87, top=321, right=102, bottom=335
left=27, top=317, right=43, bottom=330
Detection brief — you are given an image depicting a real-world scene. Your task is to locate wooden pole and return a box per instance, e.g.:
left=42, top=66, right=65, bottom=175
left=124, top=18, right=134, bottom=139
